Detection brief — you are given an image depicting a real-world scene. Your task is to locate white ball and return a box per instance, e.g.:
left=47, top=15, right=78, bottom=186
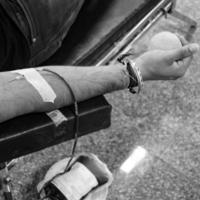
left=148, top=31, right=182, bottom=50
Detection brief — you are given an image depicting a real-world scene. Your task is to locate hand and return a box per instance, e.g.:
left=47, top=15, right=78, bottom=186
left=135, top=40, right=199, bottom=81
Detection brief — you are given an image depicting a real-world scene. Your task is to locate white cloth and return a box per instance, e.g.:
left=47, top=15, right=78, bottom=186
left=37, top=153, right=113, bottom=200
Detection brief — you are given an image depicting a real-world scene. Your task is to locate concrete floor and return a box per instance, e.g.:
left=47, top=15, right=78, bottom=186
left=2, top=0, right=200, bottom=199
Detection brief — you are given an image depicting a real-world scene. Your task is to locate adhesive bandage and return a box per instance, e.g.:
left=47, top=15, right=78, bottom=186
left=12, top=68, right=57, bottom=103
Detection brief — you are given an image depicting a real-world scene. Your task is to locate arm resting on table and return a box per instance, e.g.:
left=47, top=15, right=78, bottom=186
left=0, top=64, right=129, bottom=123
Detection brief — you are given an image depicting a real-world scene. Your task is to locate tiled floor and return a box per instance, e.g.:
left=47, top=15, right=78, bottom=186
left=2, top=0, right=200, bottom=199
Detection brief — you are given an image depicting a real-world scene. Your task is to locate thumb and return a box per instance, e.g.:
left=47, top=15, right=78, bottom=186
left=166, top=43, right=199, bottom=61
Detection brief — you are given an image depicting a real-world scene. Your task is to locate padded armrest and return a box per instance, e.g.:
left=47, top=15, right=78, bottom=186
left=0, top=96, right=111, bottom=162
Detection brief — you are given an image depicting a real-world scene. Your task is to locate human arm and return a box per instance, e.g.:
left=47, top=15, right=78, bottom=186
left=0, top=64, right=129, bottom=123
left=0, top=42, right=198, bottom=123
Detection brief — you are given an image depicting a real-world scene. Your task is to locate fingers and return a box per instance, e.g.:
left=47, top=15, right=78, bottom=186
left=176, top=56, right=192, bottom=77
left=167, top=43, right=199, bottom=61
left=176, top=34, right=188, bottom=46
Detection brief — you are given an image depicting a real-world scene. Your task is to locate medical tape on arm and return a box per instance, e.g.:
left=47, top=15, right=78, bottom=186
left=12, top=68, right=68, bottom=126
left=12, top=68, right=56, bottom=103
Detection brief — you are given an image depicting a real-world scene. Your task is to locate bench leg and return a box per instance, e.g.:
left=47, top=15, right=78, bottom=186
left=0, top=160, right=18, bottom=200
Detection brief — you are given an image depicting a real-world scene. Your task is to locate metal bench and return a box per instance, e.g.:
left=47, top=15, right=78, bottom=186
left=0, top=0, right=196, bottom=163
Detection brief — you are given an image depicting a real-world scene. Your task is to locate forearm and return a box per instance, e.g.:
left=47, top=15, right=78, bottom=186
left=40, top=64, right=129, bottom=105
left=0, top=64, right=129, bottom=122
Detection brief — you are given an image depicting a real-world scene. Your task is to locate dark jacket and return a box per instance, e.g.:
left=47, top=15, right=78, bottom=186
left=0, top=0, right=84, bottom=67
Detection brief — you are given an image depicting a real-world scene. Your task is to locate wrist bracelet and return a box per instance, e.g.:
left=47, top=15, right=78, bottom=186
left=118, top=54, right=143, bottom=94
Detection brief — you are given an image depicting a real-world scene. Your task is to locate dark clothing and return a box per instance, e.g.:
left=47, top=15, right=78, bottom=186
left=0, top=5, right=29, bottom=70
left=0, top=0, right=84, bottom=69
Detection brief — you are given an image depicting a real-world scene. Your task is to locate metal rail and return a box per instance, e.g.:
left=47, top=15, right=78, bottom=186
left=96, top=0, right=173, bottom=66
